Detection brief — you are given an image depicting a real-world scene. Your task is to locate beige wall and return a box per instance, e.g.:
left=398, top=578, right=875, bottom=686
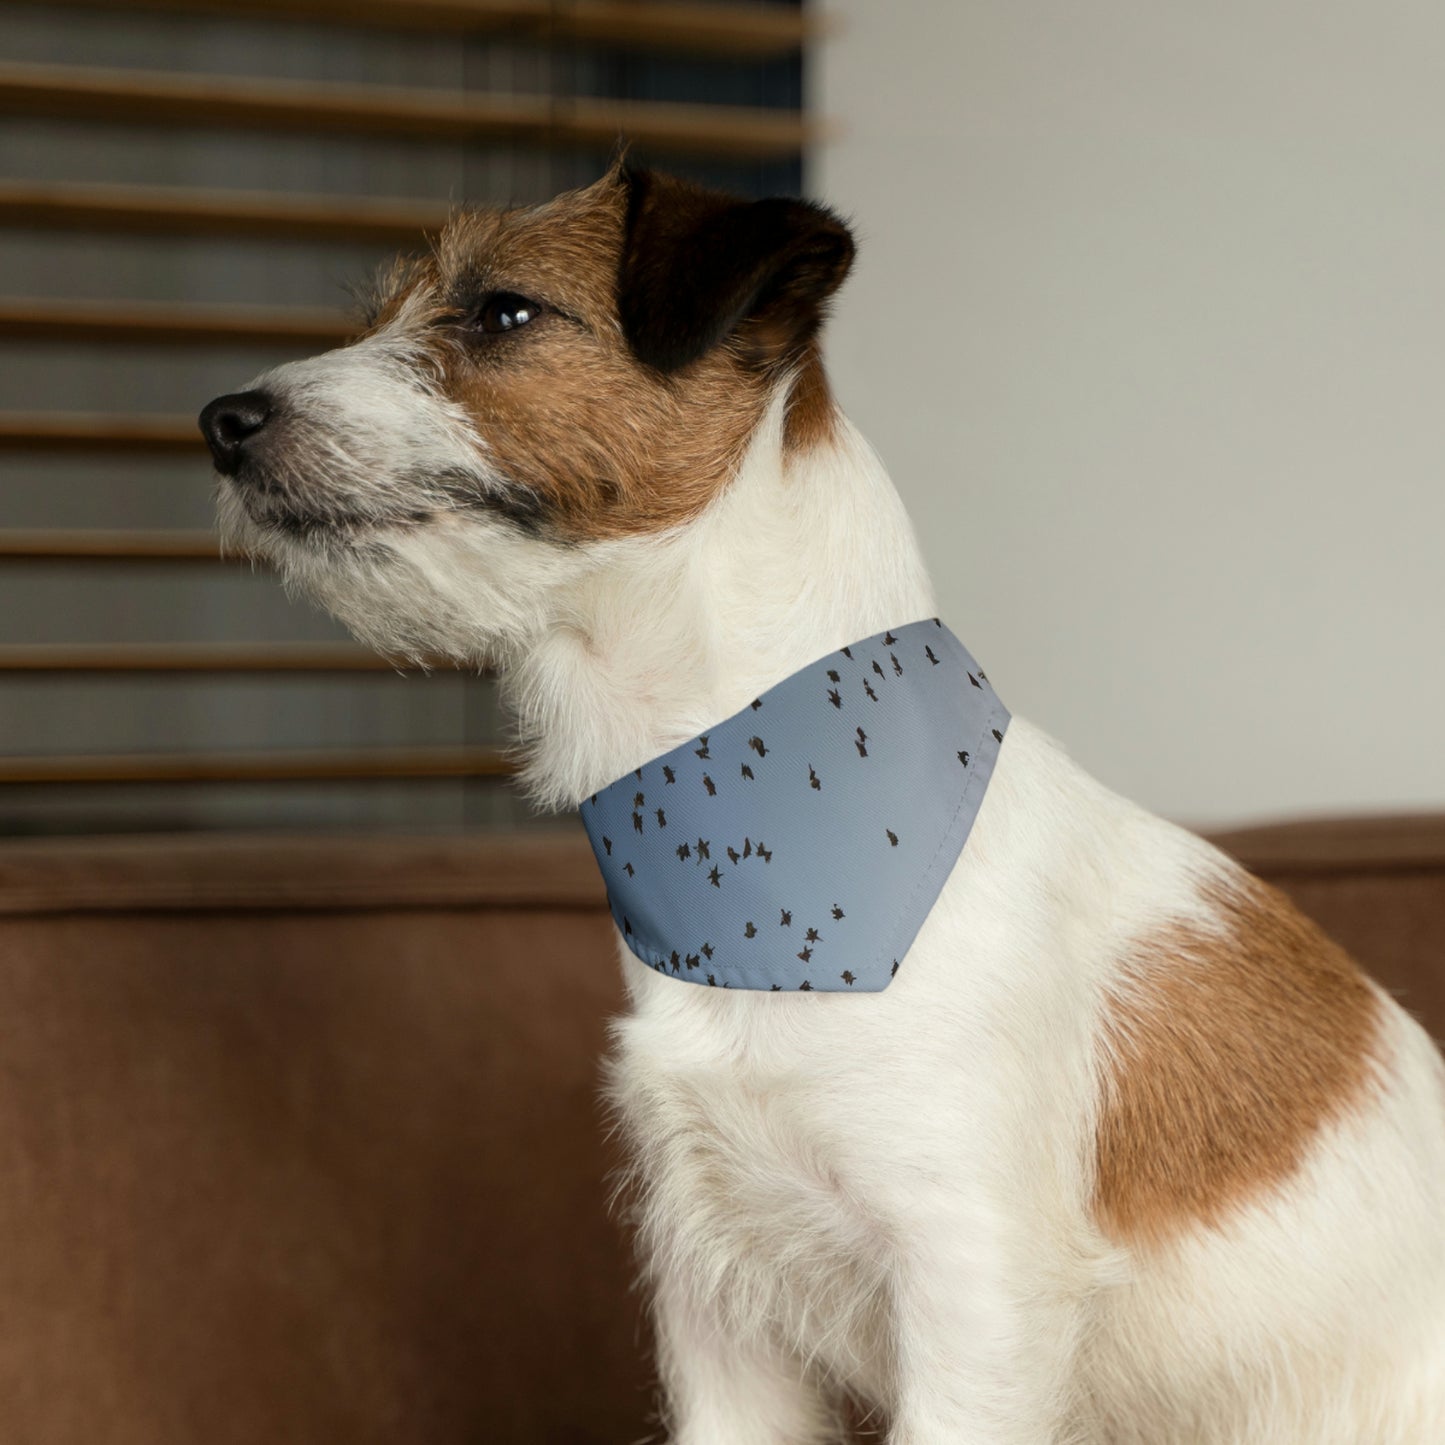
left=813, top=1, right=1445, bottom=827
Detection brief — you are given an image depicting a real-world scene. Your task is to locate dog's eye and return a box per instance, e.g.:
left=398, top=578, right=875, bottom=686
left=473, top=292, right=542, bottom=335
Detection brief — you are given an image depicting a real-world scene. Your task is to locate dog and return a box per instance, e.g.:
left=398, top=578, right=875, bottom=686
left=200, top=164, right=1445, bottom=1443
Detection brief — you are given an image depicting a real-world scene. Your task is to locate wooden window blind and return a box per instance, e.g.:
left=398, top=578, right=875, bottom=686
left=0, top=0, right=815, bottom=835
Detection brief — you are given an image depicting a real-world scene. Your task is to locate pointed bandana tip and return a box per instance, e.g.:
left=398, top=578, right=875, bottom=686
left=579, top=619, right=1008, bottom=992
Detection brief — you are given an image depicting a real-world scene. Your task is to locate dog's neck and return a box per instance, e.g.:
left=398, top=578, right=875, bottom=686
left=506, top=392, right=937, bottom=810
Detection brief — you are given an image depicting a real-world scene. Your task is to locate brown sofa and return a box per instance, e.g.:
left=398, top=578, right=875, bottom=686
left=0, top=818, right=1440, bottom=1444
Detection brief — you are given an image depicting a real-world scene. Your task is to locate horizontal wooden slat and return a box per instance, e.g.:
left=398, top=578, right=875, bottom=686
left=0, top=297, right=353, bottom=348
left=0, top=746, right=512, bottom=784
left=0, top=412, right=201, bottom=452
left=0, top=180, right=449, bottom=245
left=0, top=62, right=817, bottom=161
left=0, top=831, right=604, bottom=916
left=1210, top=813, right=1445, bottom=875
left=0, top=530, right=226, bottom=561
left=25, top=0, right=815, bottom=59
left=0, top=643, right=417, bottom=672
left=1, top=814, right=1441, bottom=920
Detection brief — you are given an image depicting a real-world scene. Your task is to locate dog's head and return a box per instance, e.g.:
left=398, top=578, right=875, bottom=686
left=199, top=166, right=854, bottom=663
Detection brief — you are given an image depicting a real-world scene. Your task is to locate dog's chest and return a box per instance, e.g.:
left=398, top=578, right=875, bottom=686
left=610, top=999, right=894, bottom=1386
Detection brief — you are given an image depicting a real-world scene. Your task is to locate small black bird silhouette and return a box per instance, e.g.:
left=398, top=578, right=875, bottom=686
left=686, top=953, right=700, bottom=970
left=992, top=728, right=1004, bottom=743
left=872, top=659, right=885, bottom=678
left=827, top=688, right=842, bottom=709
left=855, top=728, right=868, bottom=758
left=662, top=765, right=676, bottom=784
left=841, top=970, right=856, bottom=986
left=805, top=927, right=821, bottom=943
left=727, top=846, right=740, bottom=865
left=632, top=811, right=643, bottom=833
left=968, top=672, right=982, bottom=689
left=634, top=791, right=645, bottom=807
left=809, top=764, right=821, bottom=790
left=780, top=909, right=792, bottom=926
left=624, top=862, right=634, bottom=877
left=707, top=974, right=717, bottom=987
left=701, top=942, right=714, bottom=959
left=891, top=959, right=900, bottom=977
left=635, top=769, right=643, bottom=781
left=676, top=842, right=691, bottom=861
left=750, top=698, right=763, bottom=710
left=958, top=750, right=970, bottom=767
left=696, top=838, right=710, bottom=860
left=695, top=736, right=710, bottom=759
left=978, top=668, right=987, bottom=681
left=603, top=836, right=612, bottom=855
left=623, top=918, right=632, bottom=936
left=863, top=679, right=878, bottom=701
left=708, top=866, right=722, bottom=888
left=799, top=980, right=813, bottom=991
left=756, top=843, right=772, bottom=863
left=744, top=921, right=757, bottom=938
left=770, top=984, right=781, bottom=991
left=841, top=646, right=853, bottom=659
left=925, top=645, right=940, bottom=666
left=748, top=736, right=768, bottom=758
left=884, top=631, right=897, bottom=645
left=797, top=946, right=813, bottom=963
left=827, top=669, right=840, bottom=683
left=703, top=774, right=716, bottom=796
left=891, top=652, right=903, bottom=676
left=670, top=951, right=680, bottom=971
left=933, top=617, right=941, bottom=626
left=743, top=838, right=752, bottom=858
left=655, top=807, right=666, bottom=827
left=741, top=763, right=754, bottom=780
left=831, top=904, right=845, bottom=920
left=886, top=828, right=899, bottom=847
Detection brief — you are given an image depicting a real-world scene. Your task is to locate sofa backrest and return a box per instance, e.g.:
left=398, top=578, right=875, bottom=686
left=0, top=819, right=1439, bottom=1443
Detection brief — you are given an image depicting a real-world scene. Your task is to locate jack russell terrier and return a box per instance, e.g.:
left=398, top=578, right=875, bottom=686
left=200, top=164, right=1445, bottom=1444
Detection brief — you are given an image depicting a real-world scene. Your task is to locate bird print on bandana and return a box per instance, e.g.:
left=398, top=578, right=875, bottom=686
left=579, top=619, right=1009, bottom=992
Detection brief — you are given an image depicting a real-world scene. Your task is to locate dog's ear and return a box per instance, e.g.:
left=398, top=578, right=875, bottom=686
left=618, top=166, right=855, bottom=375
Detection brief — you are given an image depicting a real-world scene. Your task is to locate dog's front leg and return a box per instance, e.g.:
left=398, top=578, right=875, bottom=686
left=653, top=1275, right=842, bottom=1445
left=884, top=1223, right=1086, bottom=1445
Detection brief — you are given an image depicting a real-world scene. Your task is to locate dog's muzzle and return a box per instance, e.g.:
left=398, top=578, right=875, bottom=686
left=199, top=390, right=274, bottom=476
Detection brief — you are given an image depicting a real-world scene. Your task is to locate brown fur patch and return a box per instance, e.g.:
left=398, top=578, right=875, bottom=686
left=783, top=341, right=840, bottom=453
left=1094, top=871, right=1382, bottom=1247
left=396, top=176, right=769, bottom=541
left=364, top=171, right=843, bottom=541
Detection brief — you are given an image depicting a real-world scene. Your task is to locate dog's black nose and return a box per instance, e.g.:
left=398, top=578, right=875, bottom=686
left=199, top=391, right=273, bottom=475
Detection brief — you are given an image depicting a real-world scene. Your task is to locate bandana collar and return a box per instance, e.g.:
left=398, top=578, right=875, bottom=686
left=579, top=619, right=1008, bottom=992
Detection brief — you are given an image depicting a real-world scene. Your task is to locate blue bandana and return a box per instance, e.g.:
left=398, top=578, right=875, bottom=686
left=579, top=619, right=1008, bottom=992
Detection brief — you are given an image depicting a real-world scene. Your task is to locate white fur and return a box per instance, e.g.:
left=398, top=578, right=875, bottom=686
left=221, top=349, right=1445, bottom=1443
